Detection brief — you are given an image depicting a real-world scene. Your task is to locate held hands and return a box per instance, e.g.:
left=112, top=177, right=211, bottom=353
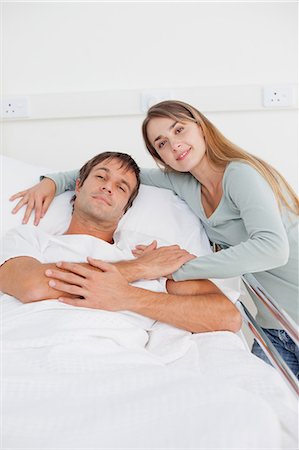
left=130, top=240, right=196, bottom=279
left=10, top=178, right=56, bottom=226
left=44, top=243, right=196, bottom=309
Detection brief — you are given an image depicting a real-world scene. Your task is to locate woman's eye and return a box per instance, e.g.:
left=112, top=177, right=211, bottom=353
left=175, top=127, right=184, bottom=134
left=158, top=141, right=165, bottom=149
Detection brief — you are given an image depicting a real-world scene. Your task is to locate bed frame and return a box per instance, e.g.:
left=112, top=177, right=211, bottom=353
left=237, top=274, right=299, bottom=397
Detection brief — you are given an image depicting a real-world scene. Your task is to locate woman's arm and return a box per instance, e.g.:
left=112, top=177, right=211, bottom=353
left=40, top=169, right=79, bottom=195
left=140, top=168, right=187, bottom=190
left=10, top=167, right=177, bottom=225
left=173, top=163, right=291, bottom=280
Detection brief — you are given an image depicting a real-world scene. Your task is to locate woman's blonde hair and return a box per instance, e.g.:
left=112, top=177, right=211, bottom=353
left=142, top=100, right=299, bottom=215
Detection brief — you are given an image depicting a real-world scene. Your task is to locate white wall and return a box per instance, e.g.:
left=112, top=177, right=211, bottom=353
left=1, top=1, right=298, bottom=189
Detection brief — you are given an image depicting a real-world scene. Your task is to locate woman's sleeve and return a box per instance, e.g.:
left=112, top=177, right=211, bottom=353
left=173, top=164, right=290, bottom=281
left=42, top=168, right=175, bottom=196
left=40, top=170, right=79, bottom=195
left=140, top=168, right=178, bottom=190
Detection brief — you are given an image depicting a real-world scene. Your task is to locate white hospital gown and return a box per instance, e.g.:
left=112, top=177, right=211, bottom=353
left=1, top=226, right=170, bottom=346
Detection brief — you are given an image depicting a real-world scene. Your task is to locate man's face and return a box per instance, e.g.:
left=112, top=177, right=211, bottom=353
left=74, top=159, right=138, bottom=226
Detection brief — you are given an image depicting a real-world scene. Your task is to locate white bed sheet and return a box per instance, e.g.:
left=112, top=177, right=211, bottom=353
left=2, top=293, right=298, bottom=449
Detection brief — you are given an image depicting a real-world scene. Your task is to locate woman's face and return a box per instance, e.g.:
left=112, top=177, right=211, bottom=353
left=146, top=116, right=206, bottom=172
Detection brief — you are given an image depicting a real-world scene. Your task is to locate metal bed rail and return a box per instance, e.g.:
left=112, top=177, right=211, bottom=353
left=242, top=274, right=298, bottom=346
left=237, top=274, right=299, bottom=397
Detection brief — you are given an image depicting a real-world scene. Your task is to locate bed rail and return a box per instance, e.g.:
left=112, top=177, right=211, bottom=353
left=237, top=274, right=299, bottom=397
left=242, top=274, right=299, bottom=346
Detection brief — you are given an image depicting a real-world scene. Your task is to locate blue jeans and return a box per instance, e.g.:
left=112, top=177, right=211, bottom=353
left=251, top=328, right=299, bottom=379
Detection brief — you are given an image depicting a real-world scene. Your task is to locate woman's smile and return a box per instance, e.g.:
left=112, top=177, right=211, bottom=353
left=176, top=148, right=191, bottom=161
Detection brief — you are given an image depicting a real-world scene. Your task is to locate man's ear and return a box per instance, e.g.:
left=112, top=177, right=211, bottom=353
left=75, top=178, right=81, bottom=193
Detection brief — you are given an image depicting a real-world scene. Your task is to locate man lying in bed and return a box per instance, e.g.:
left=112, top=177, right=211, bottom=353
left=0, top=151, right=241, bottom=334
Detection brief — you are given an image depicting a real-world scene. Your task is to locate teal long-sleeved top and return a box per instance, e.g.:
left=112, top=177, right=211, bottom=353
left=43, top=162, right=298, bottom=328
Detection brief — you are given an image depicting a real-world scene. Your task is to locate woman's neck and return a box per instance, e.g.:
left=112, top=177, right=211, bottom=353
left=190, top=157, right=226, bottom=194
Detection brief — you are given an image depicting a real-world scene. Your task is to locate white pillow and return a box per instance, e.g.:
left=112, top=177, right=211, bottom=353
left=1, top=155, right=211, bottom=255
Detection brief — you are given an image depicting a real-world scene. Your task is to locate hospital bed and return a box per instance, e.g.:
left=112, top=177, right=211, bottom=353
left=1, top=155, right=298, bottom=449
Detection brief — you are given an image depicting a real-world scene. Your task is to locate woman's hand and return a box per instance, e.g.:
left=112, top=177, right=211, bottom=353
left=132, top=240, right=157, bottom=257
left=119, top=244, right=195, bottom=281
left=134, top=244, right=195, bottom=279
left=10, top=178, right=56, bottom=226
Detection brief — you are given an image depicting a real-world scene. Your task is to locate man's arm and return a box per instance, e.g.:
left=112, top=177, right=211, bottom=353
left=0, top=257, right=78, bottom=303
left=166, top=278, right=221, bottom=296
left=165, top=278, right=241, bottom=332
left=0, top=243, right=195, bottom=304
left=122, top=285, right=241, bottom=333
left=44, top=260, right=242, bottom=333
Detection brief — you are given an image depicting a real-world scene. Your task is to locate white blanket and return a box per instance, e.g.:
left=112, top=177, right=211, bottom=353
left=1, top=226, right=298, bottom=448
left=2, top=294, right=298, bottom=449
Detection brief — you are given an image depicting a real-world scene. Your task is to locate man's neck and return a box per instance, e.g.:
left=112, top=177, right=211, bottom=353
left=64, top=216, right=116, bottom=244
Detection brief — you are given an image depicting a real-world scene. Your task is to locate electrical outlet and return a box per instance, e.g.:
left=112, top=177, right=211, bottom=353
left=140, top=90, right=174, bottom=113
left=0, top=96, right=30, bottom=118
left=263, top=86, right=295, bottom=108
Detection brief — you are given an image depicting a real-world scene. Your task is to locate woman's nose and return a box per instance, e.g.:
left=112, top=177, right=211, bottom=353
left=170, top=140, right=183, bottom=152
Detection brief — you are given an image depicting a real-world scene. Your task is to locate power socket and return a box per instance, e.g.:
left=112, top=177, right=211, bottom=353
left=0, top=96, right=30, bottom=118
left=263, top=86, right=295, bottom=108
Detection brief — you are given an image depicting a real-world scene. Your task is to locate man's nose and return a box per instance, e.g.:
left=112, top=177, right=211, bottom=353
left=101, top=182, right=112, bottom=194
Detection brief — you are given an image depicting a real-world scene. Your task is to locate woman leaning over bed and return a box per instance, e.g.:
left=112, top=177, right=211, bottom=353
left=10, top=100, right=299, bottom=376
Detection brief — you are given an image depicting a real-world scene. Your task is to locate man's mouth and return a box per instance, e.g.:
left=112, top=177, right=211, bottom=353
left=176, top=148, right=191, bottom=161
left=92, top=195, right=112, bottom=206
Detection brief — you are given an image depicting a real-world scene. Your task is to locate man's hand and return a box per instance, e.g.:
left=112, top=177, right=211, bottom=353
left=45, top=259, right=132, bottom=310
left=10, top=178, right=56, bottom=226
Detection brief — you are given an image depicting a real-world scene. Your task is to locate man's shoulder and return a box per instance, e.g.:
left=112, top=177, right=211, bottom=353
left=1, top=224, right=53, bottom=267
left=3, top=224, right=52, bottom=242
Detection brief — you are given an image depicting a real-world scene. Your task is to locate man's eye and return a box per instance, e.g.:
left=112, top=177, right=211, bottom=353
left=118, top=186, right=125, bottom=192
left=97, top=175, right=104, bottom=179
